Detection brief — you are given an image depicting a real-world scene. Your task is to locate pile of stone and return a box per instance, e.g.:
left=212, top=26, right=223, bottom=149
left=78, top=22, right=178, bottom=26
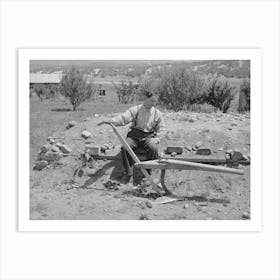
left=33, top=137, right=72, bottom=171
left=225, top=149, right=250, bottom=162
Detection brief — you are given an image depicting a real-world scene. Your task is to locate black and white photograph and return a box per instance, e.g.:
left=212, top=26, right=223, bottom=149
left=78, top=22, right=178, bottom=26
left=2, top=1, right=280, bottom=280
left=17, top=48, right=261, bottom=231
left=29, top=58, right=251, bottom=221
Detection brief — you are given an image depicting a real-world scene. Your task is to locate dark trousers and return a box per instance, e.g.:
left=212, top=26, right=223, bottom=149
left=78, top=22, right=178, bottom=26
left=121, top=128, right=158, bottom=176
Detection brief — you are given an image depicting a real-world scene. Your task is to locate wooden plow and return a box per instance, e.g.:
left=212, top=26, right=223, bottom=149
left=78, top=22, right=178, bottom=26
left=98, top=123, right=245, bottom=200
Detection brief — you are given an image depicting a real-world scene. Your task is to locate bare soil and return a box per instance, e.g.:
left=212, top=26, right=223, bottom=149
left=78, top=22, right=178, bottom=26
left=30, top=104, right=250, bottom=220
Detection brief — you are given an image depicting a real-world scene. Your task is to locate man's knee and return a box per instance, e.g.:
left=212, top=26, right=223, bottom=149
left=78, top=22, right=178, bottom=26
left=145, top=140, right=158, bottom=153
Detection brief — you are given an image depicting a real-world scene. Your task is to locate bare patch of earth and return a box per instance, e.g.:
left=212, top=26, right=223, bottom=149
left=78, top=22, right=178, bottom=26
left=30, top=111, right=250, bottom=220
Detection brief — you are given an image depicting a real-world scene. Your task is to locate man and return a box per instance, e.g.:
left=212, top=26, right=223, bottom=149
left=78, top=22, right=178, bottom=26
left=98, top=90, right=166, bottom=182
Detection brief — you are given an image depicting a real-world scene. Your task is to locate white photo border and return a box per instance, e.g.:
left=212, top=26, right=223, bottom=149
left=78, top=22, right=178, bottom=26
left=19, top=48, right=262, bottom=232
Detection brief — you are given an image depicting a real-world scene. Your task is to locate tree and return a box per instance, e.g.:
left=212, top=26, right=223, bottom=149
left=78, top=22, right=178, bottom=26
left=60, top=66, right=96, bottom=111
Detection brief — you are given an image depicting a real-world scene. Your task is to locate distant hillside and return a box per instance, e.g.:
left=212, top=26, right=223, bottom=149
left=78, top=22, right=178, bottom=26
left=30, top=60, right=250, bottom=79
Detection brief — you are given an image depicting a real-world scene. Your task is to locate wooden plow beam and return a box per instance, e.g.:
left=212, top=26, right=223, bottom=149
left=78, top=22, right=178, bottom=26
left=135, top=159, right=244, bottom=195
left=135, top=159, right=244, bottom=174
left=98, top=123, right=244, bottom=197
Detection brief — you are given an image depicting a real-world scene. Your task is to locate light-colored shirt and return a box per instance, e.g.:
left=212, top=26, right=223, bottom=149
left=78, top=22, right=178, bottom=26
left=111, top=104, right=166, bottom=139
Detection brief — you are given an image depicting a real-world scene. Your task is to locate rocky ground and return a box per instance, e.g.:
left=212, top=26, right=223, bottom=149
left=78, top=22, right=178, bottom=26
left=30, top=111, right=250, bottom=220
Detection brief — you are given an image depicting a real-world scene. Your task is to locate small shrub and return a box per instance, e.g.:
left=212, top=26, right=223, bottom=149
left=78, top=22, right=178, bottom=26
left=33, top=84, right=50, bottom=101
left=203, top=78, right=235, bottom=113
left=60, top=66, right=96, bottom=111
left=238, top=79, right=250, bottom=112
left=157, top=68, right=205, bottom=111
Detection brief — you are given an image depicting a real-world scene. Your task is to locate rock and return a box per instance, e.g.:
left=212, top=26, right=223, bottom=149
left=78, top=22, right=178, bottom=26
left=104, top=180, right=120, bottom=191
left=166, top=146, right=183, bottom=154
left=145, top=201, right=153, bottom=208
left=66, top=120, right=77, bottom=129
left=242, top=212, right=250, bottom=219
left=231, top=122, right=238, bottom=127
left=195, top=141, right=203, bottom=149
left=184, top=203, right=190, bottom=209
left=40, top=144, right=50, bottom=153
left=46, top=137, right=55, bottom=144
left=94, top=114, right=99, bottom=117
left=184, top=146, right=192, bottom=151
left=196, top=148, right=212, bottom=156
left=38, top=151, right=62, bottom=163
left=51, top=146, right=60, bottom=152
left=228, top=150, right=245, bottom=161
left=33, top=160, right=48, bottom=170
left=139, top=213, right=149, bottom=220
left=171, top=152, right=177, bottom=157
left=225, top=153, right=231, bottom=160
left=85, top=144, right=100, bottom=156
left=188, top=118, right=195, bottom=123
left=56, top=143, right=71, bottom=154
left=103, top=143, right=110, bottom=149
left=81, top=130, right=91, bottom=139
left=101, top=143, right=111, bottom=153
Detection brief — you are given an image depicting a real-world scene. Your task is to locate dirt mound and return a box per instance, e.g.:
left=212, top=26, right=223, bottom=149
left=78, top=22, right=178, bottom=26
left=30, top=111, right=250, bottom=220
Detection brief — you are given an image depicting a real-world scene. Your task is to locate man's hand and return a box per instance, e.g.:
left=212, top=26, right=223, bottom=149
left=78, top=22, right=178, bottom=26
left=149, top=137, right=160, bottom=145
left=97, top=120, right=113, bottom=126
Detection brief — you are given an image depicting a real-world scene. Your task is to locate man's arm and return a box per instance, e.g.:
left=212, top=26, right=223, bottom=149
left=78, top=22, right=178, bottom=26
left=110, top=106, right=139, bottom=126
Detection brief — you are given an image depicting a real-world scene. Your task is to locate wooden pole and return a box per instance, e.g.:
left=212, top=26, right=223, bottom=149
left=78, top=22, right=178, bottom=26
left=135, top=159, right=244, bottom=175
left=105, top=123, right=162, bottom=194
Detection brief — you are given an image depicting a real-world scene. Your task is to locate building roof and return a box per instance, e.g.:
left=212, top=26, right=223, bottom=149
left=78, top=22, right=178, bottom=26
left=30, top=73, right=62, bottom=83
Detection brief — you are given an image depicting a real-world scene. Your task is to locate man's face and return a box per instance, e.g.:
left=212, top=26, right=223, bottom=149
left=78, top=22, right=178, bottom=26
left=143, top=95, right=158, bottom=109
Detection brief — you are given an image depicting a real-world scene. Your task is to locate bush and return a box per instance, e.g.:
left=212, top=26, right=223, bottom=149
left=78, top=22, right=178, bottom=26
left=113, top=80, right=140, bottom=104
left=60, top=66, right=96, bottom=111
left=156, top=68, right=205, bottom=111
left=32, top=84, right=50, bottom=101
left=203, top=78, right=235, bottom=113
left=238, top=79, right=250, bottom=112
